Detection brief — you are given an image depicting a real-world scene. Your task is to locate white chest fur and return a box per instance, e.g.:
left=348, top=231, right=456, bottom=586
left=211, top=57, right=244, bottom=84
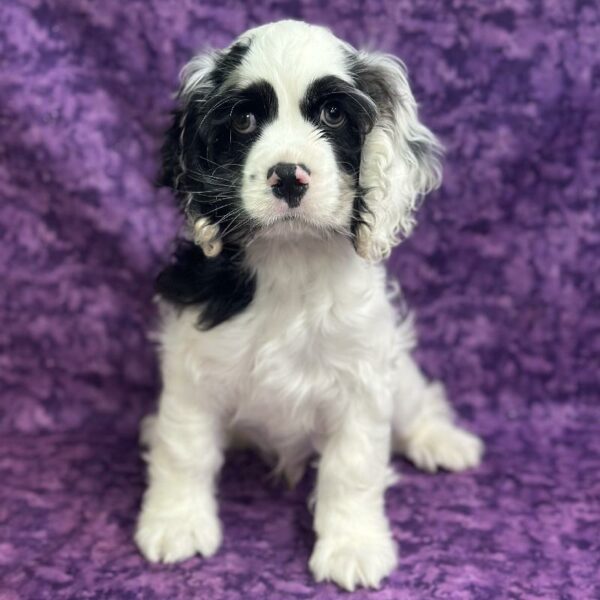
left=159, top=236, right=400, bottom=464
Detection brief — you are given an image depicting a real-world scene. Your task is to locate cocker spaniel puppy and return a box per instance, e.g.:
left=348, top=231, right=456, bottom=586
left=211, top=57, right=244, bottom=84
left=135, top=20, right=483, bottom=591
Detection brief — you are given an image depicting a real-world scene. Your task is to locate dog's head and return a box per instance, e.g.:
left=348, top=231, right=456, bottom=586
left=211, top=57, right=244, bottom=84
left=162, top=20, right=442, bottom=261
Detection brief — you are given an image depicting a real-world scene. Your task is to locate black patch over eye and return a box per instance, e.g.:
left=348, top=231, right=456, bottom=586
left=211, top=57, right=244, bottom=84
left=320, top=101, right=346, bottom=128
left=162, top=79, right=277, bottom=232
left=196, top=81, right=277, bottom=165
left=301, top=76, right=377, bottom=180
left=301, top=76, right=377, bottom=137
left=300, top=75, right=379, bottom=243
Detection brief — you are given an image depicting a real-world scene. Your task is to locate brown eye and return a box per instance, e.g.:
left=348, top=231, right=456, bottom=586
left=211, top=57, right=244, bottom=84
left=320, top=101, right=346, bottom=128
left=231, top=110, right=257, bottom=134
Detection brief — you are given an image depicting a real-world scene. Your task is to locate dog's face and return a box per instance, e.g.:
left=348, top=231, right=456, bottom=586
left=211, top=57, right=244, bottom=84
left=162, top=20, right=442, bottom=260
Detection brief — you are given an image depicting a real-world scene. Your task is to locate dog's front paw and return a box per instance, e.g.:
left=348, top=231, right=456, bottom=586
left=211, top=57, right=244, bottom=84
left=309, top=532, right=397, bottom=591
left=135, top=502, right=222, bottom=563
left=405, top=421, right=484, bottom=473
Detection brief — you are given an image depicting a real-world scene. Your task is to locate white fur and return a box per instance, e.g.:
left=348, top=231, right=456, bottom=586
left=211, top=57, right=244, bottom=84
left=136, top=21, right=483, bottom=591
left=238, top=23, right=355, bottom=235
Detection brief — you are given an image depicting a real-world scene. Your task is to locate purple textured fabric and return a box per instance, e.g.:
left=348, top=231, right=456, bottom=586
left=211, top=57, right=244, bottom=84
left=1, top=1, right=599, bottom=598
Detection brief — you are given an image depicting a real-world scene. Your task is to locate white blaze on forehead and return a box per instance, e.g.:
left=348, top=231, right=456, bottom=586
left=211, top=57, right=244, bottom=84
left=232, top=21, right=353, bottom=106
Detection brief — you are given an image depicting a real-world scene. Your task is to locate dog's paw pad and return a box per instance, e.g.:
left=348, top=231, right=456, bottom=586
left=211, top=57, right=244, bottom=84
left=309, top=534, right=397, bottom=591
left=135, top=506, right=222, bottom=563
left=405, top=422, right=484, bottom=473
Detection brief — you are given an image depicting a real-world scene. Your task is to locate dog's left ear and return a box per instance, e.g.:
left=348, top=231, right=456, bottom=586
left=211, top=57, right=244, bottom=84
left=350, top=51, right=444, bottom=262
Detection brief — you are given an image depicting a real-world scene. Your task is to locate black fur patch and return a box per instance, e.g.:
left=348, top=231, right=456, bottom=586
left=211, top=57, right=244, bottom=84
left=300, top=75, right=377, bottom=241
left=300, top=76, right=377, bottom=178
left=156, top=241, right=255, bottom=330
left=346, top=56, right=399, bottom=120
left=162, top=80, right=277, bottom=230
left=210, top=41, right=251, bottom=87
left=156, top=47, right=277, bottom=329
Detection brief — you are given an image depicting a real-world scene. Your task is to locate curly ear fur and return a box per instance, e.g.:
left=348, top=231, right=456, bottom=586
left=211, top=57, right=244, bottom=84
left=351, top=52, right=444, bottom=262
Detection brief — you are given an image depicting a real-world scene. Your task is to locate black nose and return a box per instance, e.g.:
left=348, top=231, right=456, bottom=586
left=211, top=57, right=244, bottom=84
left=267, top=162, right=310, bottom=208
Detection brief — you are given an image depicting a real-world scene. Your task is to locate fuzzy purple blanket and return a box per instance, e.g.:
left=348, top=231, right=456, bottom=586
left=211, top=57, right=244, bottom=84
left=1, top=1, right=598, bottom=598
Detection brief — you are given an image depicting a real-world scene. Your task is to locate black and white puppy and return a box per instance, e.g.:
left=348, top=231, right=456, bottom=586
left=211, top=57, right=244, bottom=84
left=136, top=21, right=483, bottom=591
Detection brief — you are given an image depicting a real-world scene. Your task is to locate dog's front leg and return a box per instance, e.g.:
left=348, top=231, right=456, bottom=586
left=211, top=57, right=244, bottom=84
left=309, top=402, right=397, bottom=591
left=135, top=363, right=224, bottom=563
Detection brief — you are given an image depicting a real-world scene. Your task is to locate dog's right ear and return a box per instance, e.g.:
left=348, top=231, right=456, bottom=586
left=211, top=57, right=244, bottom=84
left=159, top=42, right=252, bottom=258
left=158, top=41, right=253, bottom=195
left=158, top=51, right=218, bottom=193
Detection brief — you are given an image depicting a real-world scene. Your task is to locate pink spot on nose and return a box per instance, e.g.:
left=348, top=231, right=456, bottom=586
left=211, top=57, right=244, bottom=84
left=295, top=165, right=311, bottom=185
left=267, top=172, right=280, bottom=187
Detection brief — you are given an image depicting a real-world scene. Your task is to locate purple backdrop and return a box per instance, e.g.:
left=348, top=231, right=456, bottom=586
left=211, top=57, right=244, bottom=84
left=1, top=1, right=599, bottom=598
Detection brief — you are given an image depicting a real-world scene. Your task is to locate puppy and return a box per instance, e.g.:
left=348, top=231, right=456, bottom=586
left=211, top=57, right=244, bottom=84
left=135, top=20, right=483, bottom=591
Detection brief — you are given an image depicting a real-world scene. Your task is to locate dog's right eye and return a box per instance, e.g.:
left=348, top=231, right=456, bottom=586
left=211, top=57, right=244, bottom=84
left=231, top=110, right=257, bottom=134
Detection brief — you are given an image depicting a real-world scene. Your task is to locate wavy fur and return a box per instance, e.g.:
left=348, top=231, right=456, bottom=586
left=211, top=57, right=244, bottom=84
left=136, top=21, right=482, bottom=592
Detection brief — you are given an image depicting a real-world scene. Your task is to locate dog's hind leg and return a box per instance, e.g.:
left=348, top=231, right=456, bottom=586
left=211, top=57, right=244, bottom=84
left=390, top=344, right=484, bottom=473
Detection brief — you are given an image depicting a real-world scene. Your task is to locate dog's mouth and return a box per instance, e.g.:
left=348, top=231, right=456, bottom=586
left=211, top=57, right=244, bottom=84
left=253, top=213, right=348, bottom=242
left=260, top=214, right=317, bottom=233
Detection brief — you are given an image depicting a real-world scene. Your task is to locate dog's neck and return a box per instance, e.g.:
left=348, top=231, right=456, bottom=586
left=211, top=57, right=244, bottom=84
left=244, top=233, right=370, bottom=296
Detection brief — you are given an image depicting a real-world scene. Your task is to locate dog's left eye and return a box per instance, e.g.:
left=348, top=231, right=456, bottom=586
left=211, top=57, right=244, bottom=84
left=231, top=110, right=257, bottom=134
left=320, top=101, right=346, bottom=128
